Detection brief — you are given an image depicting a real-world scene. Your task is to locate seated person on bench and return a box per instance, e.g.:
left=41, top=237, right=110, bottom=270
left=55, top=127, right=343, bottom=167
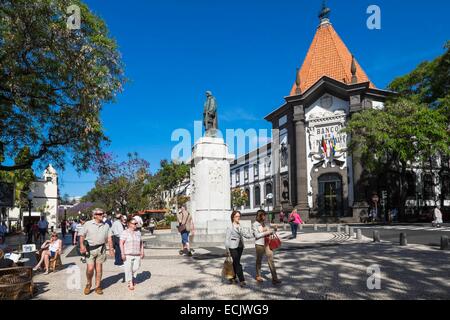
left=33, top=232, right=62, bottom=274
left=0, top=249, right=16, bottom=269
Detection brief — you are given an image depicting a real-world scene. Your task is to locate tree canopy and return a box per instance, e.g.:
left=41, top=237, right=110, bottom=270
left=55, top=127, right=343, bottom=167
left=0, top=0, right=125, bottom=172
left=83, top=153, right=150, bottom=213
left=345, top=42, right=450, bottom=214
left=389, top=41, right=449, bottom=118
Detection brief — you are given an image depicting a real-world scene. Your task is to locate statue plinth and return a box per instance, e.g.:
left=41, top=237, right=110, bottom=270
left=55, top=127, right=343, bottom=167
left=189, top=136, right=235, bottom=234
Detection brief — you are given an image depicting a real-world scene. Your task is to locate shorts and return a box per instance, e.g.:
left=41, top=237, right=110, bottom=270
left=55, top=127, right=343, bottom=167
left=86, top=245, right=107, bottom=265
left=181, top=231, right=190, bottom=245
left=50, top=251, right=56, bottom=258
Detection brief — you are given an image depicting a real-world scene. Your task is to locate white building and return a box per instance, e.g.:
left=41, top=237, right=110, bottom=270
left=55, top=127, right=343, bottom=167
left=7, top=164, right=59, bottom=229
left=230, top=144, right=274, bottom=216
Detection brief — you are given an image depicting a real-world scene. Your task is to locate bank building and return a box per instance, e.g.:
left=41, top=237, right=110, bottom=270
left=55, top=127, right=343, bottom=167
left=230, top=4, right=439, bottom=222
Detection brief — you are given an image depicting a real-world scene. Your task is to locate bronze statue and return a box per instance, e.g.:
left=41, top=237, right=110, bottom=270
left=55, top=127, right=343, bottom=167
left=203, top=91, right=218, bottom=136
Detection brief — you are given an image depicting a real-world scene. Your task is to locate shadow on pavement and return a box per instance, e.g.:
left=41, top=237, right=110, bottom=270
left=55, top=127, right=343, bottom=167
left=148, top=243, right=450, bottom=300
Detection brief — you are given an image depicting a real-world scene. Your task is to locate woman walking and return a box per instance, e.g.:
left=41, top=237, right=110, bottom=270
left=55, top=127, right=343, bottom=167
left=120, top=217, right=145, bottom=291
left=288, top=209, right=303, bottom=239
left=225, top=211, right=253, bottom=287
left=252, top=210, right=281, bottom=285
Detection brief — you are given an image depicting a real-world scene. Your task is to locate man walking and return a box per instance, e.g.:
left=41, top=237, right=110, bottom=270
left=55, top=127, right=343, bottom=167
left=79, top=208, right=114, bottom=295
left=177, top=205, right=193, bottom=256
left=111, top=213, right=125, bottom=267
left=432, top=206, right=443, bottom=228
left=37, top=216, right=49, bottom=244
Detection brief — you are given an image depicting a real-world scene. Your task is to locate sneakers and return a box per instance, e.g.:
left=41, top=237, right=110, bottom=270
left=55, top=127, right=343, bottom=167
left=43, top=270, right=49, bottom=275
left=239, top=281, right=247, bottom=288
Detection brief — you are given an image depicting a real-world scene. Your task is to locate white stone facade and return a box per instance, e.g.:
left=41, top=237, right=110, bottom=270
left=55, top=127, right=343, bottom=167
left=230, top=144, right=274, bottom=216
left=7, top=164, right=59, bottom=229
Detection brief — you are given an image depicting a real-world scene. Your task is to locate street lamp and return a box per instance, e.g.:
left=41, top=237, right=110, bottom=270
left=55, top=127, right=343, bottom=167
left=27, top=191, right=33, bottom=219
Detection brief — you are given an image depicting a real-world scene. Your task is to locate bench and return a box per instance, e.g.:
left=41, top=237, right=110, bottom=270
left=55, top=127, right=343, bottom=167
left=0, top=267, right=34, bottom=300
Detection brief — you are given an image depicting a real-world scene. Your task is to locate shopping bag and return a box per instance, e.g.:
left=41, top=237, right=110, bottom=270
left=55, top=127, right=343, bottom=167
left=222, top=256, right=235, bottom=280
left=266, top=234, right=282, bottom=251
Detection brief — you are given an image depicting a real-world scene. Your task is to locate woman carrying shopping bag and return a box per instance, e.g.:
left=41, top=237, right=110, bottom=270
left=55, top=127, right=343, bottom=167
left=224, top=211, right=253, bottom=287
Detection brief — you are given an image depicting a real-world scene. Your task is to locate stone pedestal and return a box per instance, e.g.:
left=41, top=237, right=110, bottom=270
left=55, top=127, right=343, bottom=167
left=189, top=137, right=235, bottom=234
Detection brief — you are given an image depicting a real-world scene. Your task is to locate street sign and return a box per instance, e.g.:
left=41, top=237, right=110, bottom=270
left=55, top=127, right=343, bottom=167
left=0, top=182, right=15, bottom=207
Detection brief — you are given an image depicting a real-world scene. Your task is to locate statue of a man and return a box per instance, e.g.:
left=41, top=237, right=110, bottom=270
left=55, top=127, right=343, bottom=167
left=203, top=91, right=218, bottom=135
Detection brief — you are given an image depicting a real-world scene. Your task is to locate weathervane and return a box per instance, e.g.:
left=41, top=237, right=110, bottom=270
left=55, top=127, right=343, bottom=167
left=318, top=0, right=331, bottom=22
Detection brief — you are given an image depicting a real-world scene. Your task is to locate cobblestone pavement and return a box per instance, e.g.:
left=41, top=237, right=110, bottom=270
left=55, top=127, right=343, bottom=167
left=22, top=232, right=450, bottom=300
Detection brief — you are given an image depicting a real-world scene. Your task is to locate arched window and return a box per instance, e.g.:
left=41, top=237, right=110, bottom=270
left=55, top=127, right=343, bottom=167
left=442, top=174, right=450, bottom=200
left=265, top=183, right=273, bottom=205
left=406, top=172, right=416, bottom=198
left=245, top=189, right=250, bottom=208
left=318, top=173, right=343, bottom=217
left=254, top=186, right=261, bottom=207
left=423, top=174, right=434, bottom=200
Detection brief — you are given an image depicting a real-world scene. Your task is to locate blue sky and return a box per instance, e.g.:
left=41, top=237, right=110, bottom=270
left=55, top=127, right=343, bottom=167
left=56, top=0, right=450, bottom=197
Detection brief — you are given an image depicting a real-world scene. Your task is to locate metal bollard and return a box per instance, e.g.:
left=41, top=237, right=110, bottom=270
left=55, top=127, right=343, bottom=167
left=373, top=231, right=380, bottom=243
left=400, top=233, right=407, bottom=246
left=299, top=224, right=303, bottom=231
left=349, top=227, right=354, bottom=237
left=326, top=224, right=331, bottom=232
left=441, top=236, right=449, bottom=250
left=337, top=225, right=342, bottom=233
left=283, top=223, right=287, bottom=231
left=345, top=225, right=349, bottom=235
left=314, top=224, right=318, bottom=231
left=357, top=229, right=362, bottom=240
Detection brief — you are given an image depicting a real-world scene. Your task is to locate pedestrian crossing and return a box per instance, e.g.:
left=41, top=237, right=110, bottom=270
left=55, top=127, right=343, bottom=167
left=357, top=225, right=450, bottom=232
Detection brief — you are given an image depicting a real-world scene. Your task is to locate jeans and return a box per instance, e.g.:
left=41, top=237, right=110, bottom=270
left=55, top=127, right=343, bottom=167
left=255, top=244, right=278, bottom=281
left=124, top=255, right=141, bottom=283
left=229, top=246, right=245, bottom=282
left=290, top=223, right=299, bottom=238
left=181, top=231, right=190, bottom=245
left=113, top=236, right=123, bottom=266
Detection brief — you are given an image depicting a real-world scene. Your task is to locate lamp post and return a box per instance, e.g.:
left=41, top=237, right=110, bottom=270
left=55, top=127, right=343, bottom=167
left=26, top=191, right=33, bottom=244
left=27, top=191, right=33, bottom=219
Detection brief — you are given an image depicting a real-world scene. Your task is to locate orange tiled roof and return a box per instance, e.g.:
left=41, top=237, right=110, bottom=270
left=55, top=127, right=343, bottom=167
left=290, top=21, right=375, bottom=96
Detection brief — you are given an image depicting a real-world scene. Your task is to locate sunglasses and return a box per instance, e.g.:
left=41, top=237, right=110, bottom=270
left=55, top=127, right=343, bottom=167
left=130, top=222, right=138, bottom=225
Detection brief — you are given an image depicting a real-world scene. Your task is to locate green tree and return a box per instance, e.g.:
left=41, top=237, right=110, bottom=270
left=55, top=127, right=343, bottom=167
left=0, top=0, right=125, bottom=172
left=345, top=98, right=450, bottom=217
left=83, top=153, right=150, bottom=213
left=143, top=160, right=190, bottom=211
left=231, top=188, right=248, bottom=210
left=389, top=41, right=449, bottom=117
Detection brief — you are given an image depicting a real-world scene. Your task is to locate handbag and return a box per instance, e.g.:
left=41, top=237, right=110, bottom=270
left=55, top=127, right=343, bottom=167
left=222, top=255, right=235, bottom=280
left=265, top=234, right=282, bottom=251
